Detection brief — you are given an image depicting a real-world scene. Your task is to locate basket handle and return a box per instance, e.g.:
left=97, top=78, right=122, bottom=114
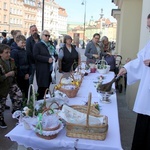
left=42, top=107, right=54, bottom=115
left=59, top=73, right=75, bottom=84
left=86, top=92, right=92, bottom=127
left=49, top=101, right=61, bottom=110
left=44, top=88, right=52, bottom=100
left=97, top=59, right=108, bottom=65
left=27, top=84, right=35, bottom=116
left=70, top=60, right=78, bottom=72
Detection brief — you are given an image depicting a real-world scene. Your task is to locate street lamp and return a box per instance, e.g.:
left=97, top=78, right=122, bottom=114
left=42, top=0, right=45, bottom=31
left=81, top=0, right=86, bottom=49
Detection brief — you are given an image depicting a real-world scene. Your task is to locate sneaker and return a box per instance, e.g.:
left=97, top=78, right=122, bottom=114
left=0, top=118, right=7, bottom=129
left=5, top=104, right=10, bottom=110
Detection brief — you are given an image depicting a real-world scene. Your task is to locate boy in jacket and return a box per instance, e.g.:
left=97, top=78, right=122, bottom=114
left=0, top=44, right=22, bottom=128
left=11, top=35, right=31, bottom=99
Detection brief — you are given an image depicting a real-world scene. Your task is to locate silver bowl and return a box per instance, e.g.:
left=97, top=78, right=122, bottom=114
left=97, top=88, right=116, bottom=103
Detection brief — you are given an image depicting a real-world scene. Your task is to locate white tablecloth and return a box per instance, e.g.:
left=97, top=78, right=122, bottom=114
left=6, top=72, right=123, bottom=150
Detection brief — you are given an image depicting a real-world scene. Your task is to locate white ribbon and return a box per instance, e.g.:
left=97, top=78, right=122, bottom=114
left=51, top=56, right=56, bottom=84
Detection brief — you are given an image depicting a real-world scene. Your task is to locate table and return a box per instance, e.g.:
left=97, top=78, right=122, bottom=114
left=6, top=72, right=123, bottom=150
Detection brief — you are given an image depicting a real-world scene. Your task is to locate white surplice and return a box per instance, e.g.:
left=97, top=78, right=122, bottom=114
left=124, top=40, right=150, bottom=115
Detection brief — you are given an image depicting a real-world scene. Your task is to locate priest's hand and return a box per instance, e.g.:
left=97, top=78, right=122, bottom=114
left=143, top=59, right=150, bottom=67
left=118, top=67, right=127, bottom=76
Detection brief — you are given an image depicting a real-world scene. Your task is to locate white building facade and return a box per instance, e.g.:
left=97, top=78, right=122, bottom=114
left=57, top=7, right=68, bottom=36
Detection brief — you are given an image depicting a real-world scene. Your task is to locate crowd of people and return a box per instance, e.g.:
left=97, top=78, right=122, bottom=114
left=0, top=24, right=85, bottom=129
left=1, top=13, right=150, bottom=150
left=0, top=25, right=116, bottom=129
left=0, top=28, right=116, bottom=130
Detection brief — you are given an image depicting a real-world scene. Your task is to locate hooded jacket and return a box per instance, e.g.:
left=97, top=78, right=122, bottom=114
left=0, top=58, right=16, bottom=97
left=10, top=42, right=31, bottom=77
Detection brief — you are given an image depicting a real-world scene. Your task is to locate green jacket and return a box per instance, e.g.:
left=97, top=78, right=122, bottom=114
left=0, top=58, right=17, bottom=98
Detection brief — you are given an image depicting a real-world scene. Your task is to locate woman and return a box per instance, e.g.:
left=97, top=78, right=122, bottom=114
left=99, top=36, right=113, bottom=54
left=58, top=35, right=81, bottom=73
left=84, top=33, right=101, bottom=64
left=33, top=30, right=58, bottom=100
left=99, top=36, right=116, bottom=71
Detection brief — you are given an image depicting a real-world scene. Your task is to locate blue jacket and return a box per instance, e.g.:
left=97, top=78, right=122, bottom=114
left=10, top=42, right=31, bottom=77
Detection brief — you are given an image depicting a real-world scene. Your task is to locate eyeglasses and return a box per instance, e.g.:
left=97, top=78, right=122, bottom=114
left=95, top=37, right=100, bottom=40
left=43, top=34, right=50, bottom=37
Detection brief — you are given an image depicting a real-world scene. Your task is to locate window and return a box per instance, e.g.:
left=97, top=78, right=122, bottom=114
left=10, top=8, right=12, bottom=14
left=17, top=9, right=19, bottom=15
left=13, top=18, right=15, bottom=24
left=3, top=2, right=7, bottom=10
left=10, top=18, right=12, bottom=23
left=3, top=15, right=7, bottom=22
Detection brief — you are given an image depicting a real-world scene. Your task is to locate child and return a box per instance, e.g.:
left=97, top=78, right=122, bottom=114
left=11, top=35, right=31, bottom=99
left=0, top=44, right=22, bottom=128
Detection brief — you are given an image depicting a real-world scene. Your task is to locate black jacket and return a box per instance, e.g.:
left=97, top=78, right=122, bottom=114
left=10, top=43, right=31, bottom=77
left=61, top=44, right=78, bottom=72
left=33, top=42, right=58, bottom=87
left=26, top=36, right=39, bottom=64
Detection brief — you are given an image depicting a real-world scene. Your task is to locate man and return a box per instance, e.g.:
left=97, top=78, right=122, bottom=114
left=26, top=25, right=40, bottom=84
left=118, top=14, right=150, bottom=150
left=1, top=32, right=7, bottom=44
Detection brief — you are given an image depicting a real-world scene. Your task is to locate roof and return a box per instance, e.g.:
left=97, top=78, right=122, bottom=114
left=58, top=7, right=68, bottom=17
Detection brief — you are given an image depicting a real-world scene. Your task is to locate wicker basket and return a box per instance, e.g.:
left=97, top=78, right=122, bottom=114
left=66, top=93, right=108, bottom=140
left=23, top=84, right=36, bottom=130
left=71, top=105, right=100, bottom=117
left=35, top=124, right=60, bottom=140
left=56, top=73, right=79, bottom=98
left=72, top=71, right=83, bottom=87
left=33, top=108, right=63, bottom=140
left=27, top=84, right=36, bottom=116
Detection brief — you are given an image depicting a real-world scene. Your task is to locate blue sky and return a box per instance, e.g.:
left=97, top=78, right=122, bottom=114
left=55, top=0, right=118, bottom=23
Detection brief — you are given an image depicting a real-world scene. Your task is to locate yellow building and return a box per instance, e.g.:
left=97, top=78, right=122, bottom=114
left=9, top=0, right=24, bottom=34
left=23, top=0, right=37, bottom=36
left=0, top=0, right=10, bottom=33
left=67, top=18, right=117, bottom=43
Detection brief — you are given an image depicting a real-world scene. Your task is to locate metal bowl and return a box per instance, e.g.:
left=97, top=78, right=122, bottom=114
left=97, top=88, right=116, bottom=103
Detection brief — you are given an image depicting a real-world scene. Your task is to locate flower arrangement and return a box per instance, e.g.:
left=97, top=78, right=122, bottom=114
left=21, top=92, right=46, bottom=117
left=97, top=64, right=107, bottom=69
left=85, top=101, right=100, bottom=111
